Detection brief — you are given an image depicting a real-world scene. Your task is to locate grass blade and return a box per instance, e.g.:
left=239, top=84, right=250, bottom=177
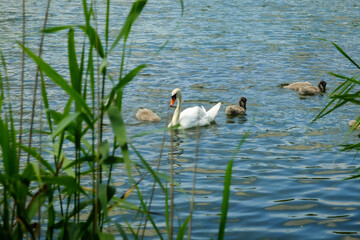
left=313, top=77, right=355, bottom=121
left=42, top=26, right=73, bottom=33
left=106, top=64, right=147, bottom=110
left=40, top=71, right=53, bottom=132
left=79, top=25, right=105, bottom=58
left=129, top=143, right=165, bottom=191
left=332, top=42, right=360, bottom=69
left=109, top=0, right=147, bottom=53
left=19, top=43, right=92, bottom=116
left=68, top=28, right=80, bottom=94
left=51, top=112, right=81, bottom=138
left=176, top=215, right=190, bottom=240
left=218, top=134, right=247, bottom=240
left=20, top=145, right=55, bottom=175
left=107, top=106, right=132, bottom=182
left=217, top=159, right=233, bottom=240
left=42, top=176, right=85, bottom=193
left=0, top=116, right=18, bottom=177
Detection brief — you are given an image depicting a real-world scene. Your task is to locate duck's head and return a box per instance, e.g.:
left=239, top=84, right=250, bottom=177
left=170, top=88, right=181, bottom=107
left=239, top=97, right=247, bottom=109
left=318, top=80, right=327, bottom=92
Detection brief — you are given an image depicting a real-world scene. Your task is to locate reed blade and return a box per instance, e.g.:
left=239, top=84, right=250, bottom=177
left=19, top=44, right=92, bottom=116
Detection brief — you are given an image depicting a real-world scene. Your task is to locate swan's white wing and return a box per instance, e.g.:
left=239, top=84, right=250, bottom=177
left=206, top=102, right=221, bottom=122
left=180, top=106, right=206, bottom=119
left=179, top=106, right=208, bottom=129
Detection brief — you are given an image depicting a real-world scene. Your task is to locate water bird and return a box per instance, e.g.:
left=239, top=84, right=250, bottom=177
left=136, top=108, right=160, bottom=122
left=349, top=120, right=360, bottom=130
left=225, top=97, right=247, bottom=116
left=298, top=80, right=327, bottom=95
left=283, top=80, right=327, bottom=95
left=283, top=81, right=313, bottom=91
left=168, top=88, right=221, bottom=129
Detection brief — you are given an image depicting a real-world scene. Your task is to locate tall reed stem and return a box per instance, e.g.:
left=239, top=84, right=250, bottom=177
left=26, top=0, right=52, bottom=163
left=169, top=128, right=175, bottom=240
left=18, top=0, right=25, bottom=164
left=187, top=124, right=200, bottom=239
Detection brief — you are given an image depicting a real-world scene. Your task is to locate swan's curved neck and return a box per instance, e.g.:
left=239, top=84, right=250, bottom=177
left=170, top=94, right=182, bottom=126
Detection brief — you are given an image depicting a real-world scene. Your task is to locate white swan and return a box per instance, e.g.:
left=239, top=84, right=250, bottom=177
left=168, top=88, right=221, bottom=129
left=136, top=108, right=160, bottom=122
left=225, top=97, right=247, bottom=115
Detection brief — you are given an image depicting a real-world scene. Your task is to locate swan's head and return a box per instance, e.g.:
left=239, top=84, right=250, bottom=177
left=318, top=80, right=327, bottom=92
left=170, top=88, right=181, bottom=107
left=239, top=97, right=247, bottom=109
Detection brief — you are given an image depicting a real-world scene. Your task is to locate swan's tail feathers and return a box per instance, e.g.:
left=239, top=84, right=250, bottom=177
left=206, top=102, right=221, bottom=122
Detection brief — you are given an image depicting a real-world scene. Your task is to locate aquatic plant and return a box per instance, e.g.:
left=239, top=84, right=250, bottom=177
left=0, top=0, right=240, bottom=239
left=314, top=42, right=360, bottom=179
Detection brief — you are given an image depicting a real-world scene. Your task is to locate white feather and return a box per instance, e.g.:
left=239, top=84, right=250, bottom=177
left=168, top=89, right=221, bottom=129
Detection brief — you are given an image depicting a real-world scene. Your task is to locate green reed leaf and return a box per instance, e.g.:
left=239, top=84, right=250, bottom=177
left=176, top=215, right=190, bottom=240
left=68, top=28, right=80, bottom=94
left=218, top=159, right=233, bottom=240
left=42, top=176, right=84, bottom=193
left=42, top=26, right=73, bottom=33
left=114, top=223, right=128, bottom=240
left=20, top=145, right=55, bottom=175
left=98, top=184, right=116, bottom=220
left=79, top=25, right=104, bottom=58
left=341, top=142, right=360, bottom=151
left=106, top=64, right=147, bottom=110
left=109, top=0, right=147, bottom=53
left=19, top=44, right=92, bottom=117
left=129, top=142, right=165, bottom=191
left=0, top=117, right=18, bottom=177
left=345, top=172, right=360, bottom=180
left=99, top=232, right=115, bottom=240
left=313, top=76, right=355, bottom=122
left=111, top=197, right=142, bottom=212
left=332, top=42, right=360, bottom=69
left=329, top=72, right=360, bottom=84
left=98, top=184, right=109, bottom=219
left=51, top=112, right=81, bottom=138
left=0, top=51, right=4, bottom=113
left=26, top=187, right=47, bottom=220
left=82, top=0, right=91, bottom=27
left=137, top=188, right=164, bottom=240
left=2, top=179, right=10, bottom=236
left=40, top=71, right=53, bottom=132
left=107, top=106, right=132, bottom=182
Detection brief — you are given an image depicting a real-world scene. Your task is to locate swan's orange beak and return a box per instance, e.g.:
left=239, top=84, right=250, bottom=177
left=170, top=96, right=176, bottom=107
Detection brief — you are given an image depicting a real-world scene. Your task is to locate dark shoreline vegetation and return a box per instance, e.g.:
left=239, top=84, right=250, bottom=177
left=0, top=0, right=243, bottom=239
left=1, top=0, right=360, bottom=239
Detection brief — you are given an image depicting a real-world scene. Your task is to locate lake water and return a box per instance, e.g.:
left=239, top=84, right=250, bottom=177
left=1, top=0, right=360, bottom=239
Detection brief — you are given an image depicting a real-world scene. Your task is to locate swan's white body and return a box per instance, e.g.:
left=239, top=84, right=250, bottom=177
left=168, top=88, right=221, bottom=129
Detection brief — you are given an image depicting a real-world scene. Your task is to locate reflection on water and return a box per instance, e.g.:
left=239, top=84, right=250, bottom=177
left=168, top=131, right=184, bottom=157
left=1, top=0, right=360, bottom=239
left=226, top=114, right=247, bottom=124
